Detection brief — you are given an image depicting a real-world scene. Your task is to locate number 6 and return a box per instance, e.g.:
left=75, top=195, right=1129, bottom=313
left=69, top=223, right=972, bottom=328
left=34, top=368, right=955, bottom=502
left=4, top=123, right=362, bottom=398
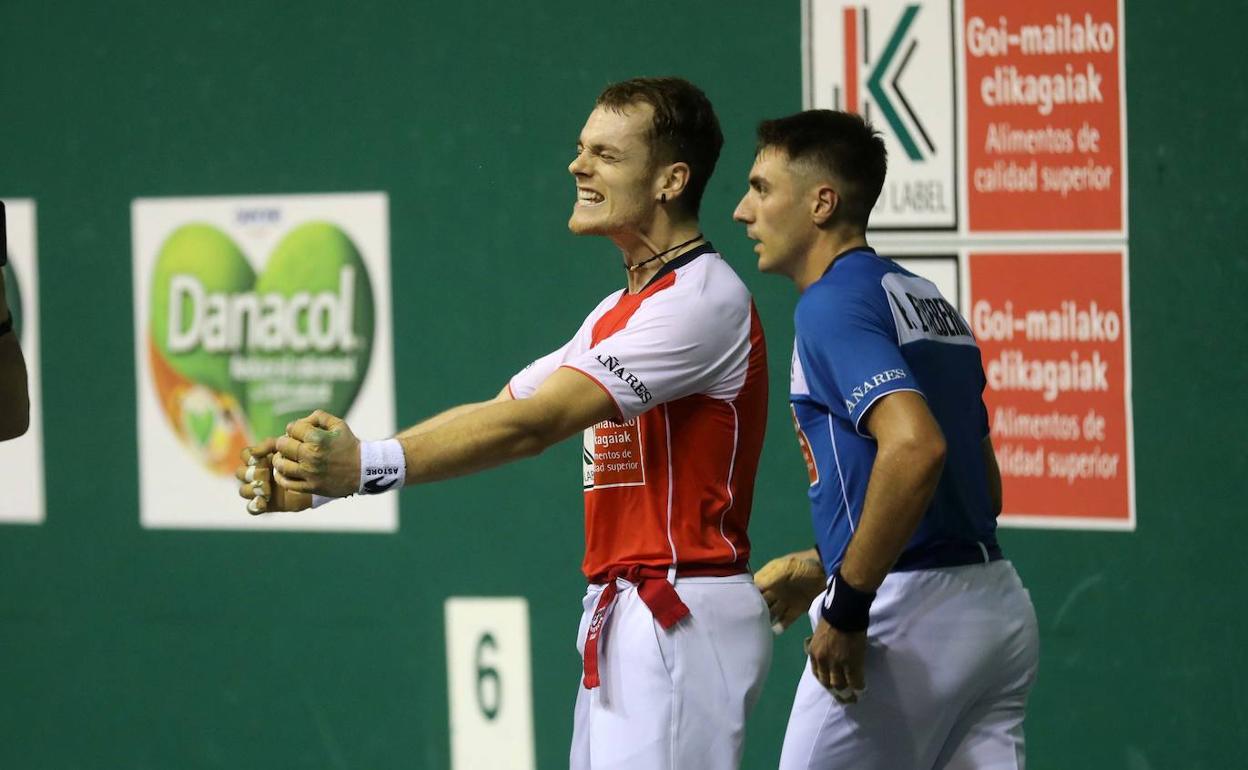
left=475, top=632, right=501, bottom=721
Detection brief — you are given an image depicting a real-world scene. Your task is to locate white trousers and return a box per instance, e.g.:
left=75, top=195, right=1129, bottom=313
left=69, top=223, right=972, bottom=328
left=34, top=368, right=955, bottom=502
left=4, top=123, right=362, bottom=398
left=570, top=574, right=773, bottom=770
left=779, top=560, right=1039, bottom=770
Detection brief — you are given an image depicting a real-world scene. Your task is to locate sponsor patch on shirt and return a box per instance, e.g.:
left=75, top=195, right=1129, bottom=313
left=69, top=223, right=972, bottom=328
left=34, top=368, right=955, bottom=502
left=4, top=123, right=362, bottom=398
left=790, top=344, right=810, bottom=396
left=844, top=368, right=910, bottom=414
left=882, top=273, right=977, bottom=347
left=788, top=346, right=808, bottom=399
left=790, top=404, right=819, bottom=487
left=582, top=417, right=646, bottom=490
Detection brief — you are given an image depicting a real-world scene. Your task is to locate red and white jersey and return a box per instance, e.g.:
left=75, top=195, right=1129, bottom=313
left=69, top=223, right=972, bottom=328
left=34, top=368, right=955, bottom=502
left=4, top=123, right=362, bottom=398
left=509, top=246, right=768, bottom=582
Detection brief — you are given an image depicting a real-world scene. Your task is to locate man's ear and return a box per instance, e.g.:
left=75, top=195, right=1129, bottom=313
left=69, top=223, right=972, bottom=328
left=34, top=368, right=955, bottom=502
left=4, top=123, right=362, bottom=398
left=657, top=162, right=691, bottom=202
left=811, top=184, right=840, bottom=226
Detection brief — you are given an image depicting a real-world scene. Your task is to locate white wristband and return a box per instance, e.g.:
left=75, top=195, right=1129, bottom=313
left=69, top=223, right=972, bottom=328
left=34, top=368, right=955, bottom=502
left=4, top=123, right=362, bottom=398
left=359, top=438, right=406, bottom=495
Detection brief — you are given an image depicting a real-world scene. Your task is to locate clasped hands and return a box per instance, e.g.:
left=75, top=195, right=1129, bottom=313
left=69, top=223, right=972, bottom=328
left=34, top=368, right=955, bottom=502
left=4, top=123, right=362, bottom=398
left=754, top=551, right=868, bottom=704
left=234, top=410, right=360, bottom=514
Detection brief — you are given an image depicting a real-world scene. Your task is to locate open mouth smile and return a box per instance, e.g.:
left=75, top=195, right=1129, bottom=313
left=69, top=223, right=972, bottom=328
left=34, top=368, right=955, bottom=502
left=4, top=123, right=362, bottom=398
left=576, top=188, right=605, bottom=207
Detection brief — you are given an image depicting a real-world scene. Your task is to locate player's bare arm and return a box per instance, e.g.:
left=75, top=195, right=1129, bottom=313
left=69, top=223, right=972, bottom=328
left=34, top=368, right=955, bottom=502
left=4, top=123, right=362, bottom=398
left=396, top=385, right=513, bottom=440
left=235, top=387, right=511, bottom=514
left=0, top=270, right=30, bottom=441
left=754, top=547, right=825, bottom=632
left=838, top=391, right=947, bottom=590
left=807, top=390, right=946, bottom=702
left=982, top=435, right=1003, bottom=516
left=257, top=368, right=616, bottom=503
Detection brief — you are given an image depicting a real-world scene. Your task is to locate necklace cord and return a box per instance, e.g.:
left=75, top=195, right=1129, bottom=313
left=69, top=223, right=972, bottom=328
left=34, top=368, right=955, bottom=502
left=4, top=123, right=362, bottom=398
left=626, top=232, right=704, bottom=273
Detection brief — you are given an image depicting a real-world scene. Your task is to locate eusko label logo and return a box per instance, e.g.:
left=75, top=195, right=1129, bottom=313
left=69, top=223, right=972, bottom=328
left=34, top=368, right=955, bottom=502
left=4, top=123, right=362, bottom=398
left=133, top=193, right=397, bottom=532
left=838, top=4, right=932, bottom=162
left=805, top=0, right=958, bottom=230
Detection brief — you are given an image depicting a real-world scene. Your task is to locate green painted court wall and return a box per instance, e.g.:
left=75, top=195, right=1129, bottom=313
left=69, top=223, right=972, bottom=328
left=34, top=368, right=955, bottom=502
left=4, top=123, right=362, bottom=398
left=0, top=1, right=1244, bottom=767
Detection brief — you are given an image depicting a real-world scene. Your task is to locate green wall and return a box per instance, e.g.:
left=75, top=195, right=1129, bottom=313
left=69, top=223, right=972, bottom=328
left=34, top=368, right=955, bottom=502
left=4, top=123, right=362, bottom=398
left=1, top=1, right=1245, bottom=767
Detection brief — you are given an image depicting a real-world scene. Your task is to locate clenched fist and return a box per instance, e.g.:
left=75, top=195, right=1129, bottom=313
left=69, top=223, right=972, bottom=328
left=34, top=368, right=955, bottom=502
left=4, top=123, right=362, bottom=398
left=235, top=438, right=312, bottom=514
left=754, top=549, right=827, bottom=632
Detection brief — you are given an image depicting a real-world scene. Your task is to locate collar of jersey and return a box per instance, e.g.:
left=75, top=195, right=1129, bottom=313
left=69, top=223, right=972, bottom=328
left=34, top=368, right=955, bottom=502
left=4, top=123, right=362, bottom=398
left=820, top=245, right=878, bottom=279
left=638, top=241, right=716, bottom=292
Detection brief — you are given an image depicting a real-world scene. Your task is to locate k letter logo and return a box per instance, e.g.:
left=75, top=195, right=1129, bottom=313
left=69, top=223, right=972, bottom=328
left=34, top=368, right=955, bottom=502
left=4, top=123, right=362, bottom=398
left=806, top=0, right=958, bottom=229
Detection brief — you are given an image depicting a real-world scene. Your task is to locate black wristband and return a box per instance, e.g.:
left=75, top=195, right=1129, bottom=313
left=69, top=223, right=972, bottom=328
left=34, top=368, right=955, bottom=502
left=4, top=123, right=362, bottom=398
left=0, top=312, right=12, bottom=338
left=820, top=568, right=876, bottom=632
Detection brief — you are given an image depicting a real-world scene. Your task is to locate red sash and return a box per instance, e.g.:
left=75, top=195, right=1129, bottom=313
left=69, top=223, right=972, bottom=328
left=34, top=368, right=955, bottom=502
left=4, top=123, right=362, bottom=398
left=581, top=561, right=747, bottom=689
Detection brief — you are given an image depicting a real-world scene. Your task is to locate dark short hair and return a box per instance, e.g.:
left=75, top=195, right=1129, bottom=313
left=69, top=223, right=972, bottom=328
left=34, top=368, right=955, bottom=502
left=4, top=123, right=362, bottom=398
left=596, top=77, right=723, bottom=217
left=755, top=110, right=887, bottom=230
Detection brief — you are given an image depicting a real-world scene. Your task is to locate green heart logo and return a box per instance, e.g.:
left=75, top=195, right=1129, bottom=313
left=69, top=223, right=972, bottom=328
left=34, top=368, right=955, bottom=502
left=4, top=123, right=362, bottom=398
left=184, top=402, right=217, bottom=447
left=148, top=222, right=375, bottom=474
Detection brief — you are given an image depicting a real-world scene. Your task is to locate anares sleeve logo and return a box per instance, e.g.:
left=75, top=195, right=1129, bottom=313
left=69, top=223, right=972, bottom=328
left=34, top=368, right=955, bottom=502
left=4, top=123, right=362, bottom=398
left=148, top=221, right=375, bottom=475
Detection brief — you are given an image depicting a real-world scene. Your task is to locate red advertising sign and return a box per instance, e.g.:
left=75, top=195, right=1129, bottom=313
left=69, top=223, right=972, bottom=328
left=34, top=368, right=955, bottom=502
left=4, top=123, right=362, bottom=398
left=805, top=1, right=1135, bottom=530
left=969, top=249, right=1134, bottom=528
left=963, top=0, right=1125, bottom=233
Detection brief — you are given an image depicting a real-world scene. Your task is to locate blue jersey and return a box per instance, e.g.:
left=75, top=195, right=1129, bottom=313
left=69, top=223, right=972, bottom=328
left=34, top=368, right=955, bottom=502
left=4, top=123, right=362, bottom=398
left=790, top=248, right=998, bottom=574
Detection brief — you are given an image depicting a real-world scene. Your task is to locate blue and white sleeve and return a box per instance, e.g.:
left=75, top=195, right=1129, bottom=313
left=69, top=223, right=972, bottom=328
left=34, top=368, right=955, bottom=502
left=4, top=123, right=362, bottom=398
left=796, top=284, right=925, bottom=437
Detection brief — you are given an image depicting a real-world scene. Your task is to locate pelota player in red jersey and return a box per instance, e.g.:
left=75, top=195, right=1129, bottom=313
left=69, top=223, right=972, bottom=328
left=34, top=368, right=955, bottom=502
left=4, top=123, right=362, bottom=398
left=238, top=77, right=772, bottom=770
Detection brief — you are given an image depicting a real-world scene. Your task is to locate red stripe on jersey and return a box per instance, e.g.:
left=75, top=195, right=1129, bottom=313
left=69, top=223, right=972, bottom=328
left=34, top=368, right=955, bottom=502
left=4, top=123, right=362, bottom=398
left=655, top=303, right=767, bottom=574
left=590, top=271, right=678, bottom=346
left=731, top=303, right=769, bottom=554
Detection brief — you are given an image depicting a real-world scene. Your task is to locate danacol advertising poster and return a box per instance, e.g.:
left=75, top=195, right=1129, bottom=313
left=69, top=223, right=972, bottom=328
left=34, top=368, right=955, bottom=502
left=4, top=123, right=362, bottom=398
left=132, top=192, right=397, bottom=531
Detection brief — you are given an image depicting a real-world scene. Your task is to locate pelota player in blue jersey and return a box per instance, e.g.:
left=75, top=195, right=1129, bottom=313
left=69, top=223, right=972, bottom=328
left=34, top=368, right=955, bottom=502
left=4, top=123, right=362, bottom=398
left=735, top=110, right=1039, bottom=769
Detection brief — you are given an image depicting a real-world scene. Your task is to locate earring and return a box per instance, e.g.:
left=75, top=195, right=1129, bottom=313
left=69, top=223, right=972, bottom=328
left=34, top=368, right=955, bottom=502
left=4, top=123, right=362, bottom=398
left=660, top=193, right=667, bottom=203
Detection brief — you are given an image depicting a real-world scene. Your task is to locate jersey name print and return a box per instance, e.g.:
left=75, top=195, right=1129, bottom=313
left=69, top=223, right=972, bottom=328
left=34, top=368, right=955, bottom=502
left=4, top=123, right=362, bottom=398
left=843, top=367, right=909, bottom=417
left=591, top=354, right=653, bottom=404
left=882, top=272, right=976, bottom=347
